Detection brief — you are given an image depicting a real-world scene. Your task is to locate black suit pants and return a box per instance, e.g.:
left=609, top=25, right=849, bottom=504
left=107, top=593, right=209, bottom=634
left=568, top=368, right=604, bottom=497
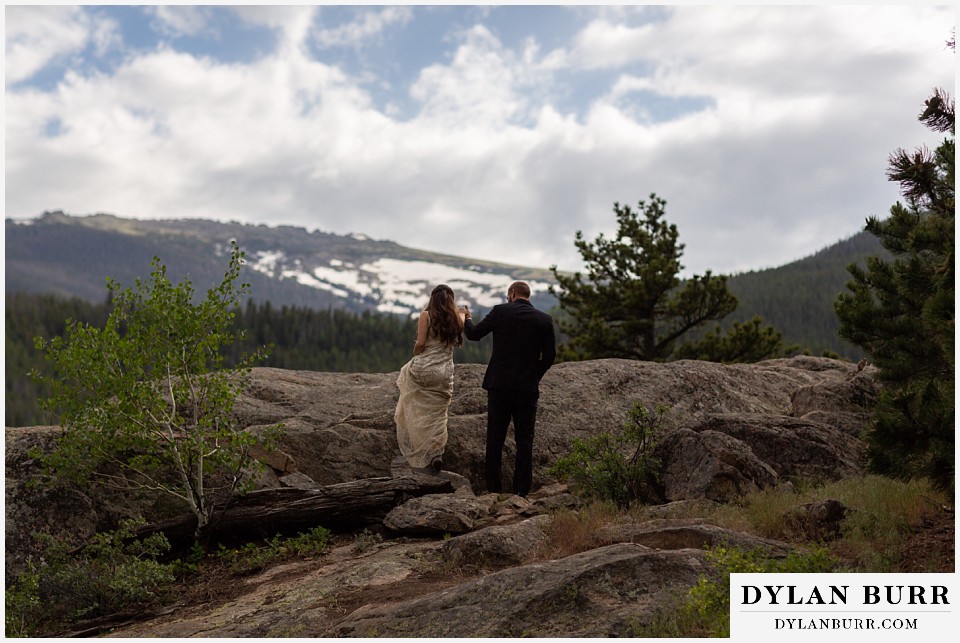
left=485, top=389, right=538, bottom=496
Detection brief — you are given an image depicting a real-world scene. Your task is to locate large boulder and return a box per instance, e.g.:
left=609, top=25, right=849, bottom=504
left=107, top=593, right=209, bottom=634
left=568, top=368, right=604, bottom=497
left=232, top=356, right=869, bottom=495
left=327, top=543, right=709, bottom=637
left=791, top=369, right=879, bottom=416
left=682, top=414, right=865, bottom=483
left=790, top=370, right=879, bottom=438
left=383, top=492, right=495, bottom=536
left=657, top=428, right=780, bottom=502
left=441, top=514, right=552, bottom=568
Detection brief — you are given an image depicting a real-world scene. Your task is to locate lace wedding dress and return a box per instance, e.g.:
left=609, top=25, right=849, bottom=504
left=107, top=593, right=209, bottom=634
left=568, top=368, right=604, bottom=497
left=394, top=331, right=455, bottom=468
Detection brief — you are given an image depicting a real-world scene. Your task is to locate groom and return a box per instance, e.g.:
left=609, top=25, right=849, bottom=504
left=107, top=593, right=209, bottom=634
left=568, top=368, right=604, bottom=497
left=463, top=281, right=556, bottom=497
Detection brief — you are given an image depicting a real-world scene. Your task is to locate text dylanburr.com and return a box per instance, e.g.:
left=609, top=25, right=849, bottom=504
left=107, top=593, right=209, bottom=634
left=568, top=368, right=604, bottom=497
left=730, top=573, right=957, bottom=640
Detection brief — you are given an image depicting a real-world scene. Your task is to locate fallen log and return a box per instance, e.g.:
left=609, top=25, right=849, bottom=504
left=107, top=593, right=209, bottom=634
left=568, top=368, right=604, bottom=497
left=136, top=473, right=455, bottom=547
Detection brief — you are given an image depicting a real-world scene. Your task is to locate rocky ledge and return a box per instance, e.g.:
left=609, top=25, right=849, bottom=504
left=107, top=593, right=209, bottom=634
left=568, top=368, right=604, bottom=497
left=6, top=356, right=880, bottom=636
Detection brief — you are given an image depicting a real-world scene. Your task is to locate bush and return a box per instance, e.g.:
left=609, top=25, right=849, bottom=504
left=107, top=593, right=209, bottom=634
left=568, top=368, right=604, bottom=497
left=5, top=565, right=41, bottom=638
left=5, top=518, right=175, bottom=637
left=549, top=402, right=666, bottom=509
left=218, top=526, right=332, bottom=575
left=6, top=521, right=334, bottom=636
left=353, top=529, right=384, bottom=554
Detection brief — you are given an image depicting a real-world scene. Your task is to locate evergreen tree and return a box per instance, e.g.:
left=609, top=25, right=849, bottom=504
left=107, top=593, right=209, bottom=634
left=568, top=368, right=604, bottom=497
left=550, top=194, right=740, bottom=361
left=835, top=69, right=955, bottom=496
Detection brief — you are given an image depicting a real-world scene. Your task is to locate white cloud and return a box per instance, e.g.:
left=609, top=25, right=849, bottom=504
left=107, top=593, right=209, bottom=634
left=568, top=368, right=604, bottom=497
left=554, top=5, right=955, bottom=272
left=570, top=19, right=656, bottom=70
left=5, top=5, right=118, bottom=85
left=313, top=6, right=414, bottom=49
left=231, top=5, right=317, bottom=53
left=410, top=25, right=527, bottom=126
left=146, top=6, right=215, bottom=39
left=4, top=5, right=954, bottom=278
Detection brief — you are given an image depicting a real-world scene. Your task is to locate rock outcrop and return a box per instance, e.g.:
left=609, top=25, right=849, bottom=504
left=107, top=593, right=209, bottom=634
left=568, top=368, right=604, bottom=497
left=441, top=514, right=552, bottom=568
left=657, top=427, right=780, bottom=501
left=6, top=356, right=879, bottom=637
left=230, top=356, right=872, bottom=496
left=328, top=543, right=710, bottom=638
left=5, top=356, right=874, bottom=578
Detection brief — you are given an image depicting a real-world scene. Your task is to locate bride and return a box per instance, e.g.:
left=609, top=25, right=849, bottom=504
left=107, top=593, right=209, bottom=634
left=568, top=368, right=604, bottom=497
left=395, top=284, right=467, bottom=473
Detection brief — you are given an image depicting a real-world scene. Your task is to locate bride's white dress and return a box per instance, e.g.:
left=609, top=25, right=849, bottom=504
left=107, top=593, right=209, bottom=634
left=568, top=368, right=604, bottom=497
left=394, top=331, right=455, bottom=468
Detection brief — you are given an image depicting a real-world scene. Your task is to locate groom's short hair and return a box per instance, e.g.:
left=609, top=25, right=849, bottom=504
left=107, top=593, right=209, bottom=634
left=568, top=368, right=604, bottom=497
left=508, top=281, right=531, bottom=299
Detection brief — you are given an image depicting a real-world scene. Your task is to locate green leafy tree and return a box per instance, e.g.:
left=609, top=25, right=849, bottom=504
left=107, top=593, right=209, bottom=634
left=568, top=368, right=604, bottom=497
left=31, top=242, right=280, bottom=537
left=673, top=316, right=797, bottom=363
left=835, top=73, right=955, bottom=496
left=550, top=194, right=746, bottom=361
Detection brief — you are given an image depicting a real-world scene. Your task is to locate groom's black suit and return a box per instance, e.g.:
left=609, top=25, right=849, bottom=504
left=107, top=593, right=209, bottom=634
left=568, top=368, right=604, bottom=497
left=464, top=298, right=556, bottom=496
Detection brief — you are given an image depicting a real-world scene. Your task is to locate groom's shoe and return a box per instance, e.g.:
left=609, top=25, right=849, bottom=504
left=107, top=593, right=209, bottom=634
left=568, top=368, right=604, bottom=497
left=429, top=456, right=443, bottom=474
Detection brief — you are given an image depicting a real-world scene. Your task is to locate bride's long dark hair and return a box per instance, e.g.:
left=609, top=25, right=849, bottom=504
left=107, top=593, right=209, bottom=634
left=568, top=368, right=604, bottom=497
left=427, top=284, right=464, bottom=347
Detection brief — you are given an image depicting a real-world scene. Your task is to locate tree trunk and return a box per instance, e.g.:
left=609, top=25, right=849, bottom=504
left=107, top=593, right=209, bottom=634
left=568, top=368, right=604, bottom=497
left=136, top=473, right=455, bottom=549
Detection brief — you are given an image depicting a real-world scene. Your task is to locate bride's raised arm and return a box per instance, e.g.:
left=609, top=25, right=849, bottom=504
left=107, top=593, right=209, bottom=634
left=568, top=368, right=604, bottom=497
left=413, top=310, right=429, bottom=355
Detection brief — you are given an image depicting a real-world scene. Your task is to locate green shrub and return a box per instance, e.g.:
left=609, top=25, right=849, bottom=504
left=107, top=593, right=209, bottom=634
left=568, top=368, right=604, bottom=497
left=5, top=564, right=41, bottom=637
left=5, top=518, right=175, bottom=636
left=352, top=529, right=384, bottom=554
left=218, top=526, right=332, bottom=575
left=7, top=520, right=333, bottom=636
left=285, top=526, right=332, bottom=557
left=168, top=540, right=208, bottom=580
left=549, top=402, right=666, bottom=509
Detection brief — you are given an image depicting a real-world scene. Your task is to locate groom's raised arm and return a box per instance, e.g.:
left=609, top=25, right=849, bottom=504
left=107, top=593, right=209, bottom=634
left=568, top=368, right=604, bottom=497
left=464, top=306, right=496, bottom=341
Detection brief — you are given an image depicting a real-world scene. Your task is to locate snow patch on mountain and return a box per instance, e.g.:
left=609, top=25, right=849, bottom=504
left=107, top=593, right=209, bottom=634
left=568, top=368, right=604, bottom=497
left=252, top=250, right=284, bottom=278
left=246, top=251, right=552, bottom=315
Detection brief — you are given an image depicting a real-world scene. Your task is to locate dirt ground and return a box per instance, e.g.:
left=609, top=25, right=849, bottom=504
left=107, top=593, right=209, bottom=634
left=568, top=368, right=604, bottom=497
left=894, top=504, right=955, bottom=573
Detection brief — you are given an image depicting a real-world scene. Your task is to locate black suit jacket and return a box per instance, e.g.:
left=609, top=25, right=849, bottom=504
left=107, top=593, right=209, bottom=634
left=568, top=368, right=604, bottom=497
left=464, top=299, right=556, bottom=394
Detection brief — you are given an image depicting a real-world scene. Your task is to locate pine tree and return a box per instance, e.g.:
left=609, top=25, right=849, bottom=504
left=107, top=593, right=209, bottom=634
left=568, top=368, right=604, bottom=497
left=549, top=194, right=739, bottom=361
left=835, top=65, right=955, bottom=496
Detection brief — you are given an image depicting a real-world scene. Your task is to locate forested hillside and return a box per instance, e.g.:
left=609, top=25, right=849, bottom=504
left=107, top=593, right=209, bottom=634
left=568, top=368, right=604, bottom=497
left=5, top=293, right=492, bottom=427
left=6, top=213, right=889, bottom=362
left=724, top=231, right=886, bottom=358
left=6, top=293, right=112, bottom=426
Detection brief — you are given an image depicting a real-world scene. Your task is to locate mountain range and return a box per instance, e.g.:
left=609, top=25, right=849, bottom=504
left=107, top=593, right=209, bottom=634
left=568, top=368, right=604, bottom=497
left=5, top=211, right=557, bottom=315
left=5, top=211, right=882, bottom=358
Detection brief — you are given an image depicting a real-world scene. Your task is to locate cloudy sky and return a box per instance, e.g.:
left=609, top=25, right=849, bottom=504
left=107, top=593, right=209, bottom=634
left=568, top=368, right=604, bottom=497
left=4, top=3, right=954, bottom=276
